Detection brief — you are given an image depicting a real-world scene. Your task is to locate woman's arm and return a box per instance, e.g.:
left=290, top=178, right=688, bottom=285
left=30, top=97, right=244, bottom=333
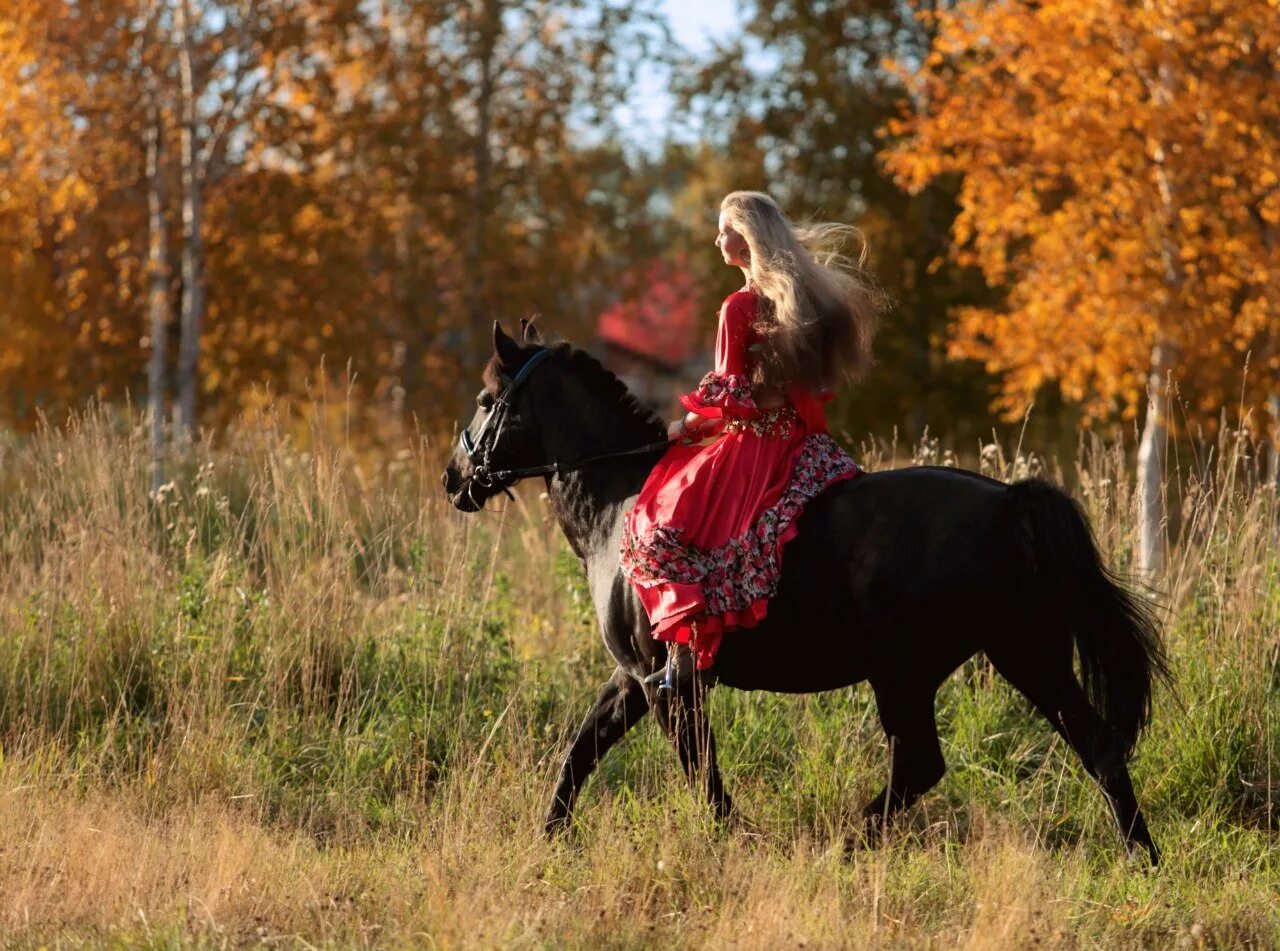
left=676, top=293, right=760, bottom=422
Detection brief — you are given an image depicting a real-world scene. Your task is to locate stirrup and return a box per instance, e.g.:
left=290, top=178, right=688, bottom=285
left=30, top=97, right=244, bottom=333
left=642, top=648, right=703, bottom=692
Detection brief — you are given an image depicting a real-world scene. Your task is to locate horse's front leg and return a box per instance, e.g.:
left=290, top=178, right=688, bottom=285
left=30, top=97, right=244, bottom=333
left=654, top=680, right=733, bottom=822
left=545, top=667, right=651, bottom=836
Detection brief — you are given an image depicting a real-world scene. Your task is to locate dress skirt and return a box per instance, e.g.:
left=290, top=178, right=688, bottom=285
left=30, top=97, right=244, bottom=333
left=620, top=405, right=861, bottom=669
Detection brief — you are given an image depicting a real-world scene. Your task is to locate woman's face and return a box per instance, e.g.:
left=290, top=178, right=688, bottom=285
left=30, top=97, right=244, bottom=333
left=715, top=211, right=750, bottom=268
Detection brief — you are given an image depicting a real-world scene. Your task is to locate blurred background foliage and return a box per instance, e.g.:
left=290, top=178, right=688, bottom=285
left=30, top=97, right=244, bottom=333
left=0, top=0, right=1276, bottom=464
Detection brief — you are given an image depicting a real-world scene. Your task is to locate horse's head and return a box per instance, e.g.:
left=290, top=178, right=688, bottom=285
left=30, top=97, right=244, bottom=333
left=443, top=318, right=551, bottom=512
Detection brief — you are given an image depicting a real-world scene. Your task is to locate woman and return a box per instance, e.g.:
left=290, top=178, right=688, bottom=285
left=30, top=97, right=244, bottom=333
left=620, top=191, right=883, bottom=688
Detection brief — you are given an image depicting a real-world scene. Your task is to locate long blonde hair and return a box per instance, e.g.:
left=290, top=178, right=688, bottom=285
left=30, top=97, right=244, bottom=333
left=720, top=191, right=883, bottom=390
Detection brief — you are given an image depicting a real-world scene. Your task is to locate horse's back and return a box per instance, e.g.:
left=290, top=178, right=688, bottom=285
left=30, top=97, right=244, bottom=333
left=714, top=465, right=1029, bottom=691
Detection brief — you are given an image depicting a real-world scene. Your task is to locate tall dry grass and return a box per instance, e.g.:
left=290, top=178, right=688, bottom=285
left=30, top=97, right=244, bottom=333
left=0, top=406, right=1276, bottom=948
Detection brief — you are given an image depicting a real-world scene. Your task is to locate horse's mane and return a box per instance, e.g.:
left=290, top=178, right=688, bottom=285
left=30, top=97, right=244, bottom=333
left=484, top=339, right=666, bottom=437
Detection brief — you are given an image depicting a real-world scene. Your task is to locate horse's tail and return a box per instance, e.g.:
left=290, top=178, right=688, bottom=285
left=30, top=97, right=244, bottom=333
left=1008, top=479, right=1170, bottom=761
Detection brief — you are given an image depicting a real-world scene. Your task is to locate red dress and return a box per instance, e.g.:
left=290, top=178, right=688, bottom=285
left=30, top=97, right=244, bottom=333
left=620, top=290, right=862, bottom=670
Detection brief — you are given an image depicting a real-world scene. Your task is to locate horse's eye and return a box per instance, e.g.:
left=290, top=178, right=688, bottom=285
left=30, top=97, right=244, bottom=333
left=477, top=392, right=494, bottom=410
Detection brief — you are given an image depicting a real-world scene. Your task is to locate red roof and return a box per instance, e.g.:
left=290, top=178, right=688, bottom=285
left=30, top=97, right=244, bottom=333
left=597, top=257, right=702, bottom=369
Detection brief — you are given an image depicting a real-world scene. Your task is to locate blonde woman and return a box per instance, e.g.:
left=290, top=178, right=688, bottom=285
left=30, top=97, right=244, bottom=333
left=621, top=191, right=883, bottom=688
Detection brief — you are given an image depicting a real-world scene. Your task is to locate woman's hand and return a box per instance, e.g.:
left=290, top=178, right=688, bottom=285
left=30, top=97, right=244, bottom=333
left=667, top=412, right=709, bottom=441
left=697, top=418, right=727, bottom=439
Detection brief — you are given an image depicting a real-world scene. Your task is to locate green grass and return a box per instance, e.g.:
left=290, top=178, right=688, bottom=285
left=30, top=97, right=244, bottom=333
left=0, top=407, right=1276, bottom=948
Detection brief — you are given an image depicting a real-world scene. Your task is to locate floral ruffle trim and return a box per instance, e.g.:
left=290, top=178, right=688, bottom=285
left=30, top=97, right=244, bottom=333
left=679, top=371, right=758, bottom=419
left=621, top=433, right=862, bottom=617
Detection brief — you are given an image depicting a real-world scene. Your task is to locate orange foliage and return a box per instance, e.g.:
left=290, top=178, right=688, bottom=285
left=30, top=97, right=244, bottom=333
left=885, top=0, right=1280, bottom=426
left=0, top=0, right=145, bottom=419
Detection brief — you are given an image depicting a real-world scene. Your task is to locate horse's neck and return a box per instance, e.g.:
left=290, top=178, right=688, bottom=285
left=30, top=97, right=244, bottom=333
left=540, top=386, right=663, bottom=559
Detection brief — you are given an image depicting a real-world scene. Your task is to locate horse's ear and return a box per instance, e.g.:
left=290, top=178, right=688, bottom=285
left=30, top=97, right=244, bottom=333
left=492, top=320, right=522, bottom=366
left=520, top=317, right=543, bottom=344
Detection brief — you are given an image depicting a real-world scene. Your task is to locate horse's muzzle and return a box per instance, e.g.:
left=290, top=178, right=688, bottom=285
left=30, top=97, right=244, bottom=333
left=450, top=485, right=484, bottom=512
left=441, top=465, right=487, bottom=512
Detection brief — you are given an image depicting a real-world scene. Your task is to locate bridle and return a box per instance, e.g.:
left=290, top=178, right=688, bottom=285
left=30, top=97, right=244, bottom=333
left=458, top=346, right=670, bottom=507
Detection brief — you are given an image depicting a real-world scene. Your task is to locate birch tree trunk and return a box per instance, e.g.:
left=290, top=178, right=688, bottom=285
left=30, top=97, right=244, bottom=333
left=464, top=0, right=500, bottom=365
left=174, top=0, right=205, bottom=438
left=145, top=103, right=170, bottom=488
left=1137, top=341, right=1172, bottom=575
left=1269, top=393, right=1280, bottom=491
left=1135, top=11, right=1181, bottom=578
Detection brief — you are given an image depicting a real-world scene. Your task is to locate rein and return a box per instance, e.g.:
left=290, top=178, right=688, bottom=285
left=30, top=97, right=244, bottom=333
left=459, top=346, right=669, bottom=503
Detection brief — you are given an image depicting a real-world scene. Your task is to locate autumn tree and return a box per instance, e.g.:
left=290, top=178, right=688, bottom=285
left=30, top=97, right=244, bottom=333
left=0, top=1, right=149, bottom=421
left=159, top=0, right=310, bottom=436
left=285, top=0, right=675, bottom=403
left=0, top=0, right=313, bottom=445
left=0, top=2, right=82, bottom=412
left=886, top=0, right=1280, bottom=572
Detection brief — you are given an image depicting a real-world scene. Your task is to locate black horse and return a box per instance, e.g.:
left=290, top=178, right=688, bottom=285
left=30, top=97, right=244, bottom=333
left=442, top=321, right=1170, bottom=862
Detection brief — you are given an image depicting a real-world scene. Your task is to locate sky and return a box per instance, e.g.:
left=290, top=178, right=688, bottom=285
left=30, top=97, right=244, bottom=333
left=614, top=0, right=743, bottom=146
left=663, top=0, right=739, bottom=55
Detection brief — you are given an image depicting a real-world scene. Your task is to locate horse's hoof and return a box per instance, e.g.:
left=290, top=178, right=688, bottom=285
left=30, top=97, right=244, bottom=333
left=544, top=813, right=571, bottom=839
left=846, top=813, right=891, bottom=853
left=1126, top=839, right=1160, bottom=869
left=728, top=813, right=767, bottom=845
left=842, top=828, right=877, bottom=855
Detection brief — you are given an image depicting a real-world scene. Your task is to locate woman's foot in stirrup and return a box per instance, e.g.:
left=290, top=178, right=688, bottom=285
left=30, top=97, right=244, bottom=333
left=643, top=646, right=712, bottom=692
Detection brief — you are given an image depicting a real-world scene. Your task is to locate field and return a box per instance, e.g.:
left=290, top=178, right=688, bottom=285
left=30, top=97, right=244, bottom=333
left=0, top=409, right=1277, bottom=949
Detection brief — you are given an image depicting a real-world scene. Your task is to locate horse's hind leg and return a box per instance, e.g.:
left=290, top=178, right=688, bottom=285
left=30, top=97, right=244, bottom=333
left=860, top=675, right=947, bottom=840
left=654, top=681, right=733, bottom=823
left=986, top=645, right=1159, bottom=863
left=545, top=667, right=651, bottom=837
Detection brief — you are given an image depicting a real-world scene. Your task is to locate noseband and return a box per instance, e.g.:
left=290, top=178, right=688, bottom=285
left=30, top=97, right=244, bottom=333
left=459, top=347, right=554, bottom=500
left=458, top=346, right=669, bottom=506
